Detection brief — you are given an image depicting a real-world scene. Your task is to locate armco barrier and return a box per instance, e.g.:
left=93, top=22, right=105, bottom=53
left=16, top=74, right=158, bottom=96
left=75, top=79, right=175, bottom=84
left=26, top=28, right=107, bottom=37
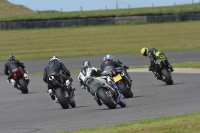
left=115, top=16, right=147, bottom=24
left=147, top=12, right=200, bottom=22
left=0, top=12, right=200, bottom=29
left=0, top=17, right=115, bottom=29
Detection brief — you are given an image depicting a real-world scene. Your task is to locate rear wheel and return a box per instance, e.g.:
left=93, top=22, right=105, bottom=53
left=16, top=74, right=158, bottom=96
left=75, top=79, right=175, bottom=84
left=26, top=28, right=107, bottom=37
left=129, top=91, right=133, bottom=97
left=18, top=78, right=28, bottom=94
left=161, top=69, right=173, bottom=85
left=54, top=88, right=69, bottom=109
left=118, top=82, right=132, bottom=98
left=98, top=88, right=117, bottom=109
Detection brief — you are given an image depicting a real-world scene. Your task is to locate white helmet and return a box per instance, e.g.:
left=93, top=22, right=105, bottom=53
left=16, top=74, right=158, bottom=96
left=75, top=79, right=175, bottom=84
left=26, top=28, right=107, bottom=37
left=50, top=56, right=60, bottom=62
left=103, top=54, right=114, bottom=61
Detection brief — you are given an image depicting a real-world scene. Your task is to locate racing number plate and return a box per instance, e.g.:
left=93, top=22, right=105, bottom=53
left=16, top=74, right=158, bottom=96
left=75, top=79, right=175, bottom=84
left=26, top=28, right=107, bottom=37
left=113, top=74, right=122, bottom=82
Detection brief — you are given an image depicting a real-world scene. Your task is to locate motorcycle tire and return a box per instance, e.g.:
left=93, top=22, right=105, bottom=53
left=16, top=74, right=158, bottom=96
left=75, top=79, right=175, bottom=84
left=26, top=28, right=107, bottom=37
left=161, top=69, right=173, bottom=85
left=18, top=78, right=28, bottom=94
left=97, top=88, right=117, bottom=109
left=54, top=88, right=69, bottom=109
left=129, top=91, right=134, bottom=98
left=118, top=82, right=131, bottom=98
left=70, top=101, right=76, bottom=108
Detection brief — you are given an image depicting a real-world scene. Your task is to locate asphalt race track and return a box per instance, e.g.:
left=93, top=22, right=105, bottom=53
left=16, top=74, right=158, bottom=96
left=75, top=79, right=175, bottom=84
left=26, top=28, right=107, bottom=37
left=0, top=51, right=200, bottom=133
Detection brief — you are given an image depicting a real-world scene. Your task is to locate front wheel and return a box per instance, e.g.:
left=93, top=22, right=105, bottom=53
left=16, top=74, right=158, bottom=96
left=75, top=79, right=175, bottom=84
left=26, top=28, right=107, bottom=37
left=161, top=69, right=173, bottom=85
left=97, top=88, right=117, bottom=109
left=54, top=88, right=69, bottom=109
left=18, top=78, right=28, bottom=94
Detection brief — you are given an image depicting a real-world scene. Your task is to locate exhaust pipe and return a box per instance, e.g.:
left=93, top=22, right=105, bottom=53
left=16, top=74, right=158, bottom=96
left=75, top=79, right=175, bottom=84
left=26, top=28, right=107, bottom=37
left=49, top=76, right=55, bottom=81
left=103, top=83, right=116, bottom=94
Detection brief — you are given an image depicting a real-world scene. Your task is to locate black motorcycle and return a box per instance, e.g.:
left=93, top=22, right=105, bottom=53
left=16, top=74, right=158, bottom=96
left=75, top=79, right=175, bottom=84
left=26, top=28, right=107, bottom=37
left=112, top=61, right=133, bottom=98
left=103, top=60, right=133, bottom=98
left=48, top=74, right=76, bottom=109
left=150, top=59, right=173, bottom=85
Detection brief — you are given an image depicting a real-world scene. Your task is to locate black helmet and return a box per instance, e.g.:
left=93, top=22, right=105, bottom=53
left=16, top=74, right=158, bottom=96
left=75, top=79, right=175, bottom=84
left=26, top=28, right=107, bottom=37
left=49, top=56, right=60, bottom=66
left=81, top=60, right=92, bottom=68
left=8, top=54, right=15, bottom=61
left=103, top=54, right=114, bottom=61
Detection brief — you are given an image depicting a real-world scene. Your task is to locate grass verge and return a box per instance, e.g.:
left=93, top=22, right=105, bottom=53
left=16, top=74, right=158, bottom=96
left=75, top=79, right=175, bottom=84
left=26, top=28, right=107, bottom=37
left=56, top=112, right=200, bottom=133
left=1, top=2, right=200, bottom=21
left=130, top=62, right=200, bottom=69
left=0, top=21, right=200, bottom=61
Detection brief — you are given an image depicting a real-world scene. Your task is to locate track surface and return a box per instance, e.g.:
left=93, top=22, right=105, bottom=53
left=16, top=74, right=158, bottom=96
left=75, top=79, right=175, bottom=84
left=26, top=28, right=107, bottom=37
left=0, top=51, right=200, bottom=133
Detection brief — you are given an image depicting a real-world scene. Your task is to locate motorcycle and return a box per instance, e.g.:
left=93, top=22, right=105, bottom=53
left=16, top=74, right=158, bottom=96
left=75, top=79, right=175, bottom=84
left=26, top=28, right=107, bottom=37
left=48, top=73, right=76, bottom=109
left=150, top=59, right=173, bottom=85
left=112, top=60, right=133, bottom=98
left=12, top=68, right=29, bottom=94
left=84, top=73, right=126, bottom=109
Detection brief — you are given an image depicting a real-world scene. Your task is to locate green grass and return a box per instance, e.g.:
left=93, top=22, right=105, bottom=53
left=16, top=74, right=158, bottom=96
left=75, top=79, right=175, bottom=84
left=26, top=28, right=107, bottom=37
left=0, top=0, right=35, bottom=20
left=172, top=62, right=200, bottom=68
left=0, top=21, right=200, bottom=61
left=56, top=112, right=200, bottom=133
left=1, top=1, right=200, bottom=21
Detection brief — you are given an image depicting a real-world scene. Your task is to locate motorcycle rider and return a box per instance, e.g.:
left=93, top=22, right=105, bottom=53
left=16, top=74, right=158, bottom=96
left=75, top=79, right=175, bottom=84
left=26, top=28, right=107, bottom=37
left=4, top=54, right=30, bottom=89
left=100, top=54, right=132, bottom=82
left=140, top=47, right=174, bottom=79
left=78, top=60, right=104, bottom=106
left=43, top=56, right=75, bottom=102
left=78, top=60, right=124, bottom=106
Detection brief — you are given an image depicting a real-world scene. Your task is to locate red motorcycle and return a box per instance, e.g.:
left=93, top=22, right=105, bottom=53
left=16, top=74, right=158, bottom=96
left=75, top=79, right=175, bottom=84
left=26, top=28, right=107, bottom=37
left=12, top=68, right=29, bottom=94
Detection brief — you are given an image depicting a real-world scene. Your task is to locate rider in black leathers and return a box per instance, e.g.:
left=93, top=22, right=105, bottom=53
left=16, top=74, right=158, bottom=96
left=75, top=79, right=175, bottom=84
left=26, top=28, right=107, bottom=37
left=4, top=54, right=30, bottom=88
left=43, top=56, right=75, bottom=101
left=100, top=54, right=132, bottom=82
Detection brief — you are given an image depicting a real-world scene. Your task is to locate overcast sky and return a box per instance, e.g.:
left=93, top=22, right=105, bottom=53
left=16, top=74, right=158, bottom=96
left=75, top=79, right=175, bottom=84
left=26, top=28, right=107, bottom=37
left=8, top=0, right=199, bottom=12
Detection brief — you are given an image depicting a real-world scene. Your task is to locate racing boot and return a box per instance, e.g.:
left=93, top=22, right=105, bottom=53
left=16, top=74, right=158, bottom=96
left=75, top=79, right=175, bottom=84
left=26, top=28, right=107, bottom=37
left=94, top=93, right=103, bottom=106
left=26, top=79, right=30, bottom=85
left=10, top=79, right=18, bottom=89
left=55, top=97, right=59, bottom=103
left=47, top=89, right=55, bottom=100
left=94, top=96, right=103, bottom=106
left=168, top=65, right=174, bottom=72
left=24, top=73, right=30, bottom=85
left=69, top=88, right=75, bottom=102
left=156, top=73, right=162, bottom=80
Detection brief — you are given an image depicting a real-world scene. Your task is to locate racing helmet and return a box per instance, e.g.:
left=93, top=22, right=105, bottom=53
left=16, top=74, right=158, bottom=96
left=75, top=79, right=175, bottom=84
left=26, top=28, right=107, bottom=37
left=50, top=56, right=60, bottom=62
left=103, top=54, right=114, bottom=61
left=81, top=60, right=92, bottom=68
left=8, top=54, right=15, bottom=61
left=49, top=56, right=60, bottom=66
left=141, top=47, right=148, bottom=57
